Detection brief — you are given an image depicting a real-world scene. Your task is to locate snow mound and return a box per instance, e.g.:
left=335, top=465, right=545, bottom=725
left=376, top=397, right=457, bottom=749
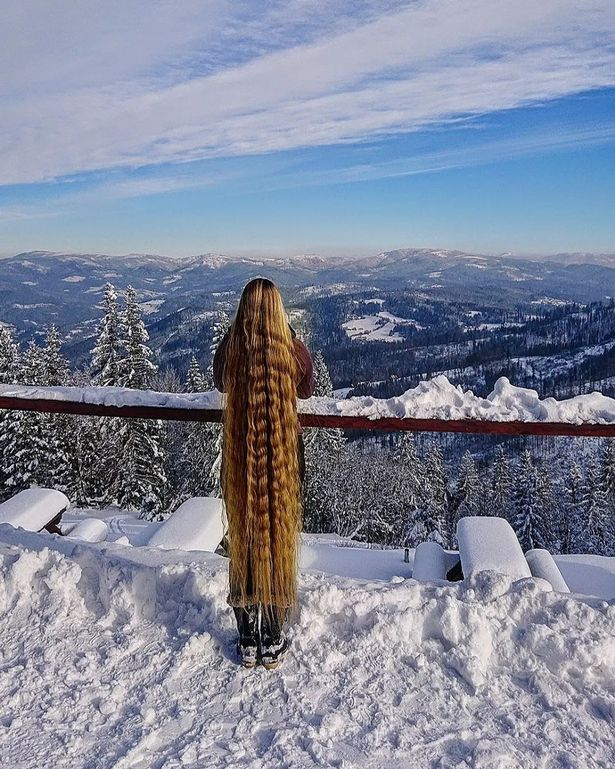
left=5, top=375, right=615, bottom=424
left=0, top=487, right=69, bottom=530
left=0, top=529, right=614, bottom=768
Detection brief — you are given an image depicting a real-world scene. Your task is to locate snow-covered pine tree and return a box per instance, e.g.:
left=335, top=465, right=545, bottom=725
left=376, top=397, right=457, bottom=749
left=2, top=341, right=49, bottom=492
left=119, top=286, right=157, bottom=389
left=451, top=450, right=480, bottom=535
left=90, top=284, right=126, bottom=503
left=92, top=283, right=122, bottom=386
left=512, top=450, right=551, bottom=551
left=38, top=326, right=73, bottom=492
left=115, top=287, right=167, bottom=519
left=302, top=348, right=344, bottom=533
left=178, top=355, right=218, bottom=499
left=600, top=439, right=615, bottom=511
left=0, top=327, right=22, bottom=499
left=579, top=463, right=611, bottom=555
left=563, top=461, right=583, bottom=553
left=490, top=445, right=513, bottom=521
left=394, top=432, right=426, bottom=547
left=413, top=442, right=449, bottom=547
left=536, top=466, right=557, bottom=551
left=186, top=355, right=205, bottom=392
left=206, top=310, right=231, bottom=496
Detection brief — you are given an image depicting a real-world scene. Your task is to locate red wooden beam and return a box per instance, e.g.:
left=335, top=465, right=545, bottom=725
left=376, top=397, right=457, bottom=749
left=2, top=394, right=615, bottom=437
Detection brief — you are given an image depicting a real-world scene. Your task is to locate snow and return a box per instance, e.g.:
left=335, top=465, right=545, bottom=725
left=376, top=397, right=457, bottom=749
left=5, top=374, right=615, bottom=427
left=342, top=314, right=404, bottom=342
left=526, top=549, right=570, bottom=593
left=0, top=523, right=614, bottom=768
left=62, top=275, right=85, bottom=282
left=138, top=299, right=165, bottom=315
left=457, top=517, right=532, bottom=581
left=555, top=554, right=615, bottom=599
left=65, top=517, right=109, bottom=543
left=144, top=498, right=226, bottom=552
left=412, top=541, right=455, bottom=581
left=0, top=488, right=70, bottom=531
left=342, top=311, right=423, bottom=342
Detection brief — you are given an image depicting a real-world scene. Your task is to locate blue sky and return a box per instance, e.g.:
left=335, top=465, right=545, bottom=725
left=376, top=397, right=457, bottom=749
left=1, top=0, right=614, bottom=257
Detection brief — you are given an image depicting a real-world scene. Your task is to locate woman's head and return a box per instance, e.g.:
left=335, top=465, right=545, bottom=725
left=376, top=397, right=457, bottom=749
left=232, top=277, right=288, bottom=340
left=222, top=277, right=301, bottom=616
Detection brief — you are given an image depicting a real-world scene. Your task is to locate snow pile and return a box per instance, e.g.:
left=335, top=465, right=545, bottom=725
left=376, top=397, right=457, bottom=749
left=5, top=374, right=615, bottom=424
left=144, top=497, right=226, bottom=552
left=0, top=488, right=69, bottom=530
left=305, top=375, right=615, bottom=424
left=0, top=526, right=614, bottom=768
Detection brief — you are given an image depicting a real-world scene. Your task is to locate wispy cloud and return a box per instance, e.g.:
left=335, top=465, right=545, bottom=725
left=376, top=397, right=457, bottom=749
left=1, top=1, right=614, bottom=185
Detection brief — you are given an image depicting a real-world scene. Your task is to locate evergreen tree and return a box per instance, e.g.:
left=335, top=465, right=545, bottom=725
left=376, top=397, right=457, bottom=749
left=395, top=432, right=426, bottom=547
left=89, top=286, right=125, bottom=502
left=92, top=284, right=123, bottom=386
left=2, top=341, right=48, bottom=492
left=563, top=461, right=583, bottom=553
left=451, top=450, right=480, bottom=533
left=490, top=445, right=512, bottom=522
left=38, top=327, right=72, bottom=492
left=0, top=327, right=22, bottom=499
left=119, top=286, right=157, bottom=389
left=179, top=355, right=218, bottom=499
left=303, top=349, right=344, bottom=532
left=579, top=464, right=611, bottom=554
left=185, top=355, right=205, bottom=393
left=205, top=309, right=231, bottom=496
left=115, top=288, right=167, bottom=519
left=512, top=451, right=551, bottom=551
left=412, top=443, right=449, bottom=547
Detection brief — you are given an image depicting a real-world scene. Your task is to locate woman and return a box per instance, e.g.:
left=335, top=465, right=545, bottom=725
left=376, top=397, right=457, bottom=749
left=213, top=278, right=314, bottom=669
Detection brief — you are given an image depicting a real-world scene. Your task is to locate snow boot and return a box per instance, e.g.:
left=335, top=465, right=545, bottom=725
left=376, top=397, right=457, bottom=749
left=260, top=607, right=289, bottom=670
left=233, top=606, right=259, bottom=668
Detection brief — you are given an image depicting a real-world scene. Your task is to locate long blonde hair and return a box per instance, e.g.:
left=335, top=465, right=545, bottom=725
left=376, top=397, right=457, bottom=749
left=221, top=278, right=301, bottom=618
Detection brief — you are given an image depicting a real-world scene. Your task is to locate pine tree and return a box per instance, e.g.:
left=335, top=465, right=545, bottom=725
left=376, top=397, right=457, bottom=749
left=185, top=355, right=205, bottom=393
left=89, top=286, right=125, bottom=503
left=115, top=288, right=167, bottom=519
left=92, top=284, right=123, bottom=386
left=0, top=327, right=22, bottom=499
left=2, top=341, right=49, bottom=492
left=579, top=464, right=611, bottom=554
left=119, top=286, right=157, bottom=389
left=179, top=355, right=218, bottom=499
left=512, top=451, right=551, bottom=551
left=303, top=349, right=344, bottom=532
left=563, top=461, right=583, bottom=553
left=205, top=310, right=231, bottom=496
left=38, top=327, right=72, bottom=492
left=490, top=445, right=512, bottom=522
left=451, top=450, right=480, bottom=533
left=412, top=443, right=449, bottom=547
left=395, top=432, right=426, bottom=547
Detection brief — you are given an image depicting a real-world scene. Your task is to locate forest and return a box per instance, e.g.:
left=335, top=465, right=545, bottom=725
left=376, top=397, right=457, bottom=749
left=1, top=283, right=614, bottom=557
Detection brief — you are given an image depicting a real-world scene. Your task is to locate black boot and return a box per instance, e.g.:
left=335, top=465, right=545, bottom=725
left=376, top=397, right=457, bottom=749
left=233, top=605, right=258, bottom=668
left=260, top=607, right=289, bottom=670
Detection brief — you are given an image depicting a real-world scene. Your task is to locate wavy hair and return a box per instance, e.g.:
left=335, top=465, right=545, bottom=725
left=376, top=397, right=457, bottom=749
left=221, top=278, right=301, bottom=620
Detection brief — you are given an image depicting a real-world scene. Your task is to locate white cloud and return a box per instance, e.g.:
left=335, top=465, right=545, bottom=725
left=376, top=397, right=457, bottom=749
left=1, top=0, right=614, bottom=185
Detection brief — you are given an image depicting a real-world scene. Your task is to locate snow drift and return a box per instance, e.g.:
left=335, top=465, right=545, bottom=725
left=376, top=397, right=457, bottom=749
left=0, top=526, right=614, bottom=768
left=5, top=374, right=615, bottom=423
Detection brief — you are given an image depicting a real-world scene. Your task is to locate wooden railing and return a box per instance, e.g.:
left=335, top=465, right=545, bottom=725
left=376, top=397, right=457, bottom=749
left=2, top=390, right=615, bottom=437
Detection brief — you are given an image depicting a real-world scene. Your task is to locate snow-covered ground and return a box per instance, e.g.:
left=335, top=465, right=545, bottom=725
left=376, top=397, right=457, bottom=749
left=0, top=512, right=614, bottom=768
left=6, top=374, right=615, bottom=424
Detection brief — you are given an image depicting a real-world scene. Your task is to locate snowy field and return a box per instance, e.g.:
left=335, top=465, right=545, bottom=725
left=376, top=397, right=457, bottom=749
left=0, top=511, right=614, bottom=768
